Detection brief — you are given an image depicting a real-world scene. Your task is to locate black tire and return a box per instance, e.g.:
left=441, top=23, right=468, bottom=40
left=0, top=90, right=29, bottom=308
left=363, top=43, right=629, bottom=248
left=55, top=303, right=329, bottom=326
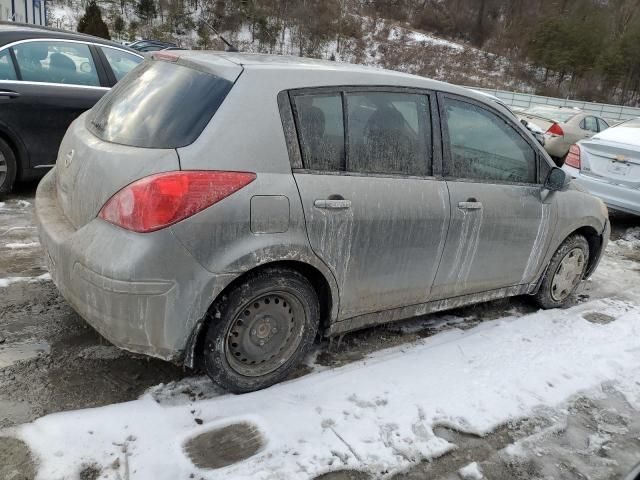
left=203, top=267, right=319, bottom=393
left=0, top=137, right=17, bottom=195
left=534, top=235, right=589, bottom=309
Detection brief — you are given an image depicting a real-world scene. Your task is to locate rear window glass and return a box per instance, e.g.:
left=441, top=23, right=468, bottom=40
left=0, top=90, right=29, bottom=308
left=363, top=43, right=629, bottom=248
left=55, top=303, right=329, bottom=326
left=88, top=60, right=232, bottom=148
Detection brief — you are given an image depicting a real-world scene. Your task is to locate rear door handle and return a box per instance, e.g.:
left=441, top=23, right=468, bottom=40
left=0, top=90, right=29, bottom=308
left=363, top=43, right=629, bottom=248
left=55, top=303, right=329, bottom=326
left=314, top=199, right=352, bottom=210
left=458, top=201, right=483, bottom=210
left=0, top=91, right=20, bottom=99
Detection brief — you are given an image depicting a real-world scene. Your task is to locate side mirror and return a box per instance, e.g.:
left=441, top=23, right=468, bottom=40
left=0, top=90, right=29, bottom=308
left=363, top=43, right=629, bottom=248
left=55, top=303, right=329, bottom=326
left=545, top=167, right=570, bottom=191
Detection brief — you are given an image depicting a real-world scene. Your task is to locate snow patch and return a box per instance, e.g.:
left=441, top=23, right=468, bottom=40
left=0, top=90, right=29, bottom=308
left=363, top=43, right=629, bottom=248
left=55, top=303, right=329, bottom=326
left=0, top=273, right=50, bottom=288
left=4, top=242, right=40, bottom=249
left=458, top=461, right=483, bottom=479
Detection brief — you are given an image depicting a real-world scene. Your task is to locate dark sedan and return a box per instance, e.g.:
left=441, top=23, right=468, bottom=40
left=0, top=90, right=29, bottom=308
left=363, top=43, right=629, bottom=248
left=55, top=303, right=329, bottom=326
left=0, top=22, right=143, bottom=193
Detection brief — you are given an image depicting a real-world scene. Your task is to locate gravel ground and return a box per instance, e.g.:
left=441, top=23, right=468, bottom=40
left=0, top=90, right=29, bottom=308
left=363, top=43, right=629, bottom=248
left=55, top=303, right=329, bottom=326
left=1, top=185, right=639, bottom=479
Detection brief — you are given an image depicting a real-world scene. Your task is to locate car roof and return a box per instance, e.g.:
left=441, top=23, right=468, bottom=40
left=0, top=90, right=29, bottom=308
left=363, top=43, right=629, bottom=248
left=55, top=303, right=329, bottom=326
left=170, top=51, right=496, bottom=105
left=0, top=22, right=138, bottom=52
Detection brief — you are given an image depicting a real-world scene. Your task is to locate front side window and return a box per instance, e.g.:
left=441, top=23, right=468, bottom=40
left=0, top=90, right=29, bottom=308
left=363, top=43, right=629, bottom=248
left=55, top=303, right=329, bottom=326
left=293, top=94, right=345, bottom=171
left=444, top=98, right=536, bottom=184
left=0, top=49, right=17, bottom=80
left=597, top=118, right=609, bottom=132
left=346, top=92, right=431, bottom=176
left=13, top=41, right=100, bottom=86
left=100, top=47, right=142, bottom=81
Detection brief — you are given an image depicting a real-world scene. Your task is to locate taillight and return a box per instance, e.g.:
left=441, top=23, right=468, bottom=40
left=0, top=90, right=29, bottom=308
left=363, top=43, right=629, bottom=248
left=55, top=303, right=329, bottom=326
left=565, top=144, right=581, bottom=169
left=546, top=123, right=564, bottom=136
left=99, top=171, right=256, bottom=233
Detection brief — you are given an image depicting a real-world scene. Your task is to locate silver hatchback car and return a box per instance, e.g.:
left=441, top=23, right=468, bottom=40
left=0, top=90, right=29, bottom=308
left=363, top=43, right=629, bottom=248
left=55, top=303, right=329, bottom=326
left=36, top=52, right=610, bottom=393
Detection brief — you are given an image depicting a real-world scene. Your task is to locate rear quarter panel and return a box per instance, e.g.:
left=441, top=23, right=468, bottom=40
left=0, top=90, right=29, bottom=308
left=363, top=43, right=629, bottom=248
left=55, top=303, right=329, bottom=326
left=173, top=70, right=341, bottom=320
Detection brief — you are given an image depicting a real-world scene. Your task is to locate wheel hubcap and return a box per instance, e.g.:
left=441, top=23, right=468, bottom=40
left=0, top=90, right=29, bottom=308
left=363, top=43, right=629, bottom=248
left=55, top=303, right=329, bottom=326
left=551, top=248, right=585, bottom=302
left=225, top=292, right=305, bottom=377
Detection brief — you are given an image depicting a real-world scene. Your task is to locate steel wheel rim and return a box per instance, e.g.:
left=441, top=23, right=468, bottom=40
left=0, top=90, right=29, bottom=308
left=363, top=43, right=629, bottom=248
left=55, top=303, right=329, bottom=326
left=225, top=291, right=306, bottom=377
left=551, top=247, right=585, bottom=302
left=0, top=151, right=6, bottom=186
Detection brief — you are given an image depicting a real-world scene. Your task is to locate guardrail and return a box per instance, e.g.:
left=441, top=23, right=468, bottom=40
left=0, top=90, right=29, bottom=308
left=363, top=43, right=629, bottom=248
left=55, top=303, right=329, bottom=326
left=469, top=87, right=640, bottom=122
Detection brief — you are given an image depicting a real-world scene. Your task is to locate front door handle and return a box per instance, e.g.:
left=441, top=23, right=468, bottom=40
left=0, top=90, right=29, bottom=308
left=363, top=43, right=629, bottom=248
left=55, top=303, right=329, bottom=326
left=0, top=91, right=20, bottom=99
left=458, top=201, right=483, bottom=210
left=314, top=199, right=352, bottom=210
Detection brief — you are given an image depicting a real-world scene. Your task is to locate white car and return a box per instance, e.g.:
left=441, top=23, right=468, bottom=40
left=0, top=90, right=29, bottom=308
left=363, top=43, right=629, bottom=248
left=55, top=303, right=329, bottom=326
left=563, top=117, right=640, bottom=215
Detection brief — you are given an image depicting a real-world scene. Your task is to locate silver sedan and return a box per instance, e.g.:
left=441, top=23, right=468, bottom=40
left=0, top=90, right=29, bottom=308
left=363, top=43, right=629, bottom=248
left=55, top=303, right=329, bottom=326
left=563, top=117, right=640, bottom=215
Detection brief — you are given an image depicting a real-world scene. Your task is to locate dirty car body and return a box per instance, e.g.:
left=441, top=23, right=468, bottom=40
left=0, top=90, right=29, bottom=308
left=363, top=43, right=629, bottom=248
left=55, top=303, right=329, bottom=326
left=36, top=52, right=610, bottom=392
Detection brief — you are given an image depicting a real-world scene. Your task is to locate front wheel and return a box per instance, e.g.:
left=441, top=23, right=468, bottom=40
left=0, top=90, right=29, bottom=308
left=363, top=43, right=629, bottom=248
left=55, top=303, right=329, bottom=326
left=203, top=267, right=319, bottom=393
left=534, top=235, right=589, bottom=309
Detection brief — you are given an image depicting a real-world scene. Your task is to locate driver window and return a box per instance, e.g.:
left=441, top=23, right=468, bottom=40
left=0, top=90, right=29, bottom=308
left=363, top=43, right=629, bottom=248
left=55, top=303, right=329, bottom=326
left=444, top=98, right=536, bottom=184
left=13, top=41, right=100, bottom=87
left=346, top=92, right=431, bottom=176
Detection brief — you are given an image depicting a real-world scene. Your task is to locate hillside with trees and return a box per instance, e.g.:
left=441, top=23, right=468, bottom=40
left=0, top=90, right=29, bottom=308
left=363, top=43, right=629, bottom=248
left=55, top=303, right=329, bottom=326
left=47, top=0, right=640, bottom=106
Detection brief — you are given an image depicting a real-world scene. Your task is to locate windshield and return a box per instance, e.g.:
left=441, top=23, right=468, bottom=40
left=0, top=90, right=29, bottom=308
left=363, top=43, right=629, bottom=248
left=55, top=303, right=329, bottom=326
left=88, top=60, right=233, bottom=149
left=525, top=106, right=577, bottom=123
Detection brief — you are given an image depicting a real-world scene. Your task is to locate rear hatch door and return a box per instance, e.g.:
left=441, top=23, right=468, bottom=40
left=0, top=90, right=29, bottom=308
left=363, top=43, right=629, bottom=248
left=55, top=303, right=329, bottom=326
left=55, top=56, right=242, bottom=229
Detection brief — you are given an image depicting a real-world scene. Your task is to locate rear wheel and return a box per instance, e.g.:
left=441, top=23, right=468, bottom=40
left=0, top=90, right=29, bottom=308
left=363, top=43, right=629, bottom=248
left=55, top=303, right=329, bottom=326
left=0, top=138, right=17, bottom=194
left=534, top=235, right=589, bottom=309
left=203, top=267, right=319, bottom=393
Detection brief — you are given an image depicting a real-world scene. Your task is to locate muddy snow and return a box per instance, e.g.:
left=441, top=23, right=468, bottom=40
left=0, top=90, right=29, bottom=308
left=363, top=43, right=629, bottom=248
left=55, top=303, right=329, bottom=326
left=1, top=189, right=639, bottom=480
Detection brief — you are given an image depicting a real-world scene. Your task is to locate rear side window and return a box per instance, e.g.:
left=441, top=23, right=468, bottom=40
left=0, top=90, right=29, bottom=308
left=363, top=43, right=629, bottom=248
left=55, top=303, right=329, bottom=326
left=292, top=90, right=432, bottom=176
left=13, top=41, right=100, bottom=86
left=346, top=92, right=431, bottom=176
left=88, top=61, right=232, bottom=148
left=444, top=98, right=536, bottom=184
left=0, top=50, right=17, bottom=80
left=293, top=94, right=344, bottom=171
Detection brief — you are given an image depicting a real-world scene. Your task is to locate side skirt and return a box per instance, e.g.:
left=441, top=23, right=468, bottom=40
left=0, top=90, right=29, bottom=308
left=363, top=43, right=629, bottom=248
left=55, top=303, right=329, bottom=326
left=327, top=283, right=535, bottom=336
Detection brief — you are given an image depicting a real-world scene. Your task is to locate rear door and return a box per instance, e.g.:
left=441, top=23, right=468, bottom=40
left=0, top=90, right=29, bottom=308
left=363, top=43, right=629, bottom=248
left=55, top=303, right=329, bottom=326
left=1, top=39, right=109, bottom=169
left=289, top=87, right=450, bottom=319
left=432, top=93, right=552, bottom=298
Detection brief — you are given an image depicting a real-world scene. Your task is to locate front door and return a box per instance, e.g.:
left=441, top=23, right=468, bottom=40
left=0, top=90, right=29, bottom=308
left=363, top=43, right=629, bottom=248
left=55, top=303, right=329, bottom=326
left=432, top=94, right=553, bottom=298
left=2, top=40, right=108, bottom=169
left=289, top=89, right=450, bottom=319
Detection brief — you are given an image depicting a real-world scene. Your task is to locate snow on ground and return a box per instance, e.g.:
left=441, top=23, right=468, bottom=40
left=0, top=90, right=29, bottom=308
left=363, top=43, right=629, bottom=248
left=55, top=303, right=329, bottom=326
left=7, top=232, right=640, bottom=480
left=388, top=25, right=465, bottom=51
left=458, top=461, right=483, bottom=480
left=0, top=273, right=50, bottom=288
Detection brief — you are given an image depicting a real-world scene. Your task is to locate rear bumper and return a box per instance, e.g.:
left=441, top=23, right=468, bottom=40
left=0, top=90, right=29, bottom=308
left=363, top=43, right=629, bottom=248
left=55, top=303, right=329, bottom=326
left=563, top=165, right=640, bottom=216
left=36, top=169, right=237, bottom=363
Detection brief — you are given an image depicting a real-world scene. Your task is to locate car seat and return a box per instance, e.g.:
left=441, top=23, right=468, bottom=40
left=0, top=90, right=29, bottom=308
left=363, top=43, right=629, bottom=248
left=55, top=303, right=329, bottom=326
left=49, top=53, right=77, bottom=84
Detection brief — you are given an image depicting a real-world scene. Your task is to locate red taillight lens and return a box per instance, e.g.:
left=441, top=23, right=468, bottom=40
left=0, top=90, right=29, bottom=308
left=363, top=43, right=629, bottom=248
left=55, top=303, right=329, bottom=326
left=565, top=144, right=581, bottom=169
left=99, top=171, right=256, bottom=233
left=546, top=123, right=564, bottom=136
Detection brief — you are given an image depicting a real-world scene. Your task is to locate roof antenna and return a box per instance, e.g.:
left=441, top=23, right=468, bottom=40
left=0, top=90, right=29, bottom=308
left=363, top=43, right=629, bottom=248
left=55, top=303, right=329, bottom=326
left=201, top=19, right=239, bottom=52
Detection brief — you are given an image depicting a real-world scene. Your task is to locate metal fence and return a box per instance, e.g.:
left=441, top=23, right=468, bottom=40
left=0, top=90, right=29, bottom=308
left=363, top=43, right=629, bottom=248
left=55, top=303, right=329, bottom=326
left=469, top=87, right=640, bottom=123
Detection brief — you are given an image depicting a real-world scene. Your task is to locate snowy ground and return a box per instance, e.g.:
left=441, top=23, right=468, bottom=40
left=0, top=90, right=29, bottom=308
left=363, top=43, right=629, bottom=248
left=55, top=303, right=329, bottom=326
left=1, top=186, right=640, bottom=479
